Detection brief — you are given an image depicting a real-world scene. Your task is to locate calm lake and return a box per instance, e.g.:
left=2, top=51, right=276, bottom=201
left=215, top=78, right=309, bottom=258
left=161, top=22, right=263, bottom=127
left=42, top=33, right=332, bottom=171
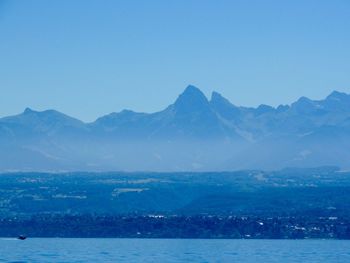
left=0, top=238, right=349, bottom=262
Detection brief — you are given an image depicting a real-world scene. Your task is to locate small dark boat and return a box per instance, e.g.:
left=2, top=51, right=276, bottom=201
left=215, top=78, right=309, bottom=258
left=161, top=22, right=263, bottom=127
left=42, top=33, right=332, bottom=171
left=17, top=235, right=27, bottom=240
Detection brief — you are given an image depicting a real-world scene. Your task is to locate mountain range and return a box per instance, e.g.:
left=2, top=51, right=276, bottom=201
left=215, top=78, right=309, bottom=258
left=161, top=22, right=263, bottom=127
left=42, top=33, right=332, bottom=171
left=1, top=85, right=350, bottom=171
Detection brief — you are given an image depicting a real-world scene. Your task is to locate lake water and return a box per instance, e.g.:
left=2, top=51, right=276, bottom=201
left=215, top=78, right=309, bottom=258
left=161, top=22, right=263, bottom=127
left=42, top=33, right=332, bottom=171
left=0, top=238, right=349, bottom=262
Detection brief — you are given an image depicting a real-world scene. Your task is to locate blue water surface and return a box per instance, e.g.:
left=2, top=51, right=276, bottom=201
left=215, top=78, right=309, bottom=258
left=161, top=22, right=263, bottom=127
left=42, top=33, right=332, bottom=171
left=0, top=238, right=349, bottom=262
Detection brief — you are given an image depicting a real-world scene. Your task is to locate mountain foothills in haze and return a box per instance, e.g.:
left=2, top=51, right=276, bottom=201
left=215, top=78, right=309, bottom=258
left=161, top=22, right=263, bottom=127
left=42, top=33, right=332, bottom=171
left=1, top=85, right=350, bottom=172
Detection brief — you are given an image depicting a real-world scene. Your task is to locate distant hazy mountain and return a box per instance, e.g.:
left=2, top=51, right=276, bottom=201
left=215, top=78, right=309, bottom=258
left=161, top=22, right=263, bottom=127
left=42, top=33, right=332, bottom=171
left=1, top=85, right=350, bottom=171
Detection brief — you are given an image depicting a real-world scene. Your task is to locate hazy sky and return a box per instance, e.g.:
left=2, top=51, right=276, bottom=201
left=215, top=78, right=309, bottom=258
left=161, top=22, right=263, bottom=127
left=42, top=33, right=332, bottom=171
left=1, top=0, right=350, bottom=121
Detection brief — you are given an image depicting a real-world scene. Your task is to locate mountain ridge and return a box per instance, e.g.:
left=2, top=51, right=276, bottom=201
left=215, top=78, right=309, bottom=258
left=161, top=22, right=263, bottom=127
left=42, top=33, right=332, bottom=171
left=2, top=86, right=347, bottom=124
left=1, top=85, right=350, bottom=171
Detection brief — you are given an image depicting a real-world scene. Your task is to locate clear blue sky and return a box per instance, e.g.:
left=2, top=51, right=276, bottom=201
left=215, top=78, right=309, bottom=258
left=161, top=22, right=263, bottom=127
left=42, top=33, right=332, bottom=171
left=1, top=0, right=350, bottom=122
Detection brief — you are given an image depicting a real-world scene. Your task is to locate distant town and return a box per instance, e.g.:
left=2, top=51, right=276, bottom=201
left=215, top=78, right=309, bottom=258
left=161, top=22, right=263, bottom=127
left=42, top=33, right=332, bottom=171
left=1, top=214, right=349, bottom=239
left=1, top=167, right=350, bottom=238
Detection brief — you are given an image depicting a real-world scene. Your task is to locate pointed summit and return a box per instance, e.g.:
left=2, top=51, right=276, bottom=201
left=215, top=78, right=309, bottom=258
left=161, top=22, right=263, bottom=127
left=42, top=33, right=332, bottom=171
left=210, top=91, right=232, bottom=106
left=174, top=85, right=210, bottom=113
left=177, top=85, right=208, bottom=101
left=184, top=84, right=203, bottom=93
left=23, top=107, right=35, bottom=114
left=323, top=90, right=350, bottom=111
left=326, top=90, right=349, bottom=100
left=210, top=91, right=240, bottom=120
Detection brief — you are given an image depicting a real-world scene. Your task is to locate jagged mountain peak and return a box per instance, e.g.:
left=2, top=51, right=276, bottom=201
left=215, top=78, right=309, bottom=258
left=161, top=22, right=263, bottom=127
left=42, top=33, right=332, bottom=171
left=176, top=85, right=208, bottom=101
left=23, top=107, right=35, bottom=114
left=210, top=91, right=237, bottom=109
left=2, top=85, right=350, bottom=171
left=22, top=107, right=67, bottom=117
left=1, top=107, right=85, bottom=128
left=210, top=91, right=231, bottom=105
left=173, top=85, right=210, bottom=113
left=326, top=90, right=348, bottom=100
left=276, top=104, right=290, bottom=112
left=115, top=109, right=145, bottom=117
left=209, top=91, right=242, bottom=122
left=93, top=109, right=147, bottom=128
left=211, top=91, right=223, bottom=100
left=294, top=96, right=313, bottom=104
left=322, top=90, right=350, bottom=112
left=255, top=104, right=275, bottom=115
left=290, top=96, right=319, bottom=113
left=325, top=90, right=350, bottom=103
left=183, top=84, right=203, bottom=94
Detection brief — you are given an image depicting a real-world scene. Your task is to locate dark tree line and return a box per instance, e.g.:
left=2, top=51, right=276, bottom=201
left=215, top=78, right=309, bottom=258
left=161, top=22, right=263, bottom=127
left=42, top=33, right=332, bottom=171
left=1, top=214, right=350, bottom=239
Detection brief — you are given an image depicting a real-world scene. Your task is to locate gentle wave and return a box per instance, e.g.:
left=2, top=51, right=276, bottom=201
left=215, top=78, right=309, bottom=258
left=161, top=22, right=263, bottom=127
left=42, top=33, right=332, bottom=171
left=0, top=238, right=349, bottom=263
